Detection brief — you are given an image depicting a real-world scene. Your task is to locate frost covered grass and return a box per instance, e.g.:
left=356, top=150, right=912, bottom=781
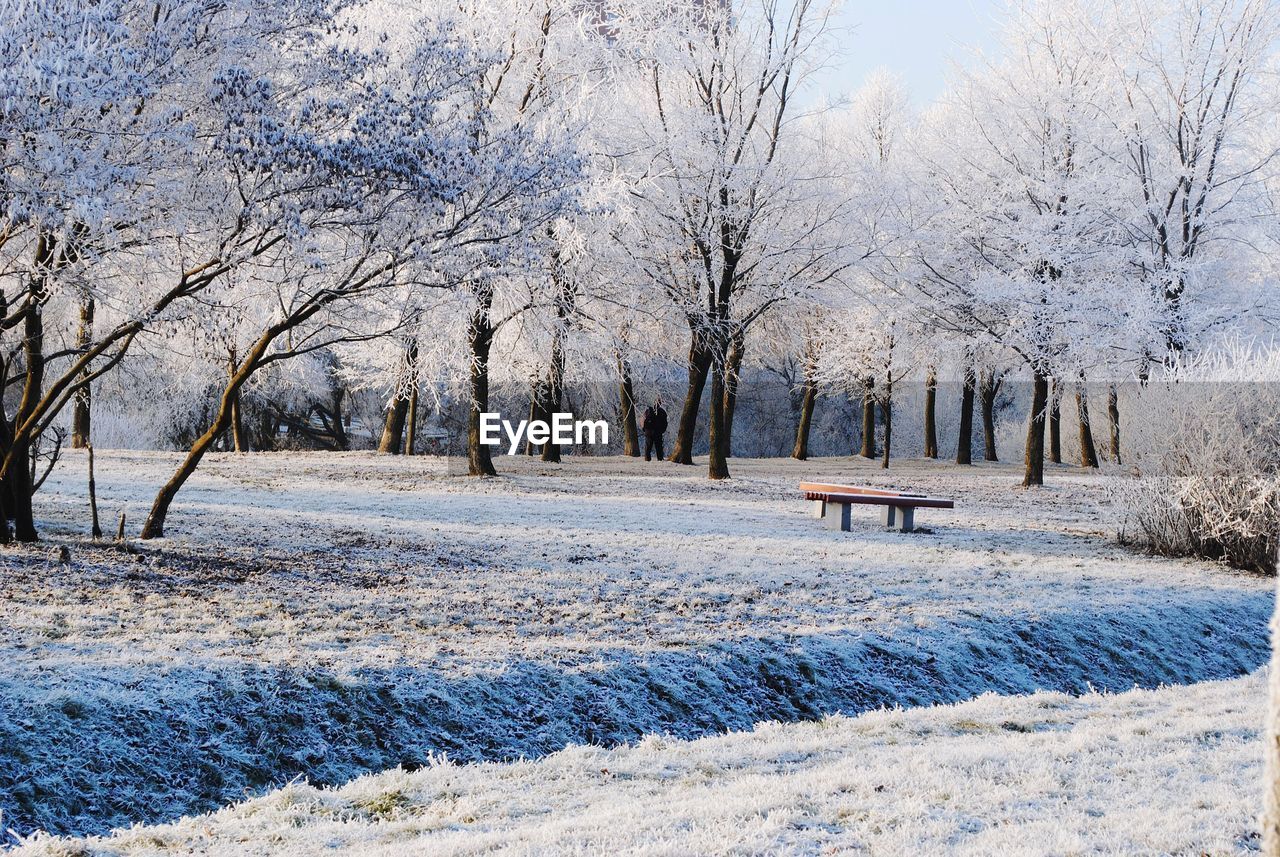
left=0, top=450, right=1271, bottom=840
left=1117, top=345, right=1280, bottom=574
left=15, top=671, right=1266, bottom=856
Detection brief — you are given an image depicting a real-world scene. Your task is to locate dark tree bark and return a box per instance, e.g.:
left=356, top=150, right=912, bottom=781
left=539, top=389, right=562, bottom=462
left=923, top=368, right=938, bottom=459
left=378, top=338, right=418, bottom=454
left=227, top=350, right=247, bottom=452
left=617, top=354, right=640, bottom=457
left=669, top=332, right=712, bottom=465
left=144, top=319, right=292, bottom=538
left=792, top=367, right=817, bottom=461
left=540, top=338, right=566, bottom=465
left=404, top=381, right=418, bottom=456
left=720, top=330, right=745, bottom=460
left=524, top=384, right=543, bottom=456
left=0, top=373, right=11, bottom=544
left=2, top=229, right=269, bottom=544
left=1076, top=382, right=1099, bottom=468
left=146, top=394, right=239, bottom=538
left=956, top=364, right=975, bottom=465
left=330, top=389, right=348, bottom=452
left=9, top=248, right=51, bottom=542
left=1047, top=379, right=1062, bottom=464
left=466, top=291, right=498, bottom=477
left=5, top=436, right=35, bottom=543
left=1107, top=384, right=1122, bottom=464
left=880, top=370, right=892, bottom=469
left=859, top=376, right=876, bottom=458
left=71, top=297, right=94, bottom=449
left=229, top=391, right=247, bottom=452
left=979, top=369, right=1000, bottom=462
left=538, top=235, right=574, bottom=465
left=707, top=348, right=730, bottom=480
left=258, top=409, right=278, bottom=452
left=88, top=444, right=102, bottom=539
left=378, top=393, right=409, bottom=454
left=1023, top=371, right=1049, bottom=487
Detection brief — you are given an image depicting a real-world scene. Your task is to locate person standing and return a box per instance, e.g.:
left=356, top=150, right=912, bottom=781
left=640, top=397, right=668, bottom=462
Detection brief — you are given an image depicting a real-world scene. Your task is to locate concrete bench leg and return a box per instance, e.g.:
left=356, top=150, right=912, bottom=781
left=881, top=505, right=915, bottom=533
left=812, top=499, right=826, bottom=519
left=823, top=501, right=852, bottom=531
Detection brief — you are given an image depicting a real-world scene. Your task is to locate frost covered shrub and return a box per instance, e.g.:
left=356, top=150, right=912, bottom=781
left=1116, top=343, right=1280, bottom=574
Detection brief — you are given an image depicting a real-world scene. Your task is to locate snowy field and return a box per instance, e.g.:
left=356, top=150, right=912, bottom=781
left=16, top=672, right=1264, bottom=856
left=1, top=450, right=1272, bottom=846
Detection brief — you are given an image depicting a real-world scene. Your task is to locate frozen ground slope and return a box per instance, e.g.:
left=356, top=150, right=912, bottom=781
left=0, top=451, right=1271, bottom=838
left=15, top=671, right=1265, bottom=856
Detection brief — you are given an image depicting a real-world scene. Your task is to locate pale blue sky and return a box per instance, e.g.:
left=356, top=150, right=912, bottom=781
left=812, top=1, right=1006, bottom=105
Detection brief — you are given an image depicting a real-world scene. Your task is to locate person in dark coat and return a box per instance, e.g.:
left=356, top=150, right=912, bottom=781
left=640, top=397, right=668, bottom=462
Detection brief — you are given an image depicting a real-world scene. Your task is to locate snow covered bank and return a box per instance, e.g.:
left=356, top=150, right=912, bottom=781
left=1, top=451, right=1271, bottom=839
left=14, top=671, right=1266, bottom=856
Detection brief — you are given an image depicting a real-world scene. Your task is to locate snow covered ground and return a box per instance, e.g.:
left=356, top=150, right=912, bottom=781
left=0, top=450, right=1271, bottom=844
left=15, top=673, right=1265, bottom=856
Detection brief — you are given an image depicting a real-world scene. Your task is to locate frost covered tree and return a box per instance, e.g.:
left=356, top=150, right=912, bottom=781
left=1102, top=0, right=1279, bottom=358
left=609, top=0, right=848, bottom=479
left=828, top=68, right=916, bottom=463
left=907, top=0, right=1155, bottom=487
left=0, top=0, right=340, bottom=541
left=413, top=0, right=588, bottom=477
left=138, top=4, right=586, bottom=534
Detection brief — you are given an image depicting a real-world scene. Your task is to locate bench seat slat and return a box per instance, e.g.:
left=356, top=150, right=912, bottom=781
left=798, top=481, right=902, bottom=497
left=813, top=491, right=954, bottom=510
left=799, top=480, right=955, bottom=510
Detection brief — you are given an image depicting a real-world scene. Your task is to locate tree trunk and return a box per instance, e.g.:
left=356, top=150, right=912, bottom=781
left=618, top=354, right=640, bottom=457
left=1076, top=381, right=1099, bottom=468
left=979, top=369, right=999, bottom=462
left=71, top=297, right=94, bottom=449
left=1047, top=379, right=1062, bottom=464
left=720, top=331, right=744, bottom=460
left=5, top=436, right=35, bottom=543
left=880, top=370, right=892, bottom=469
left=378, top=395, right=409, bottom=454
left=378, top=338, right=417, bottom=455
left=0, top=380, right=12, bottom=544
left=540, top=330, right=566, bottom=464
left=541, top=239, right=574, bottom=464
left=226, top=350, right=247, bottom=453
left=0, top=424, right=11, bottom=544
left=144, top=396, right=236, bottom=538
left=792, top=368, right=817, bottom=461
left=923, top=368, right=938, bottom=459
left=10, top=280, right=48, bottom=543
left=229, top=391, right=246, bottom=452
left=1023, top=371, right=1049, bottom=487
left=328, top=387, right=348, bottom=452
left=88, top=443, right=102, bottom=539
left=1107, top=384, right=1122, bottom=464
left=1, top=233, right=95, bottom=542
left=524, top=385, right=542, bottom=456
left=707, top=346, right=730, bottom=480
left=143, top=322, right=285, bottom=538
left=859, top=377, right=876, bottom=458
left=258, top=409, right=277, bottom=452
left=404, top=381, right=418, bottom=456
left=956, top=364, right=975, bottom=465
left=466, top=293, right=498, bottom=477
left=669, top=332, right=712, bottom=465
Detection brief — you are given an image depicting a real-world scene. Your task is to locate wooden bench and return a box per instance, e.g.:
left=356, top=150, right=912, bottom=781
left=800, top=481, right=954, bottom=533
